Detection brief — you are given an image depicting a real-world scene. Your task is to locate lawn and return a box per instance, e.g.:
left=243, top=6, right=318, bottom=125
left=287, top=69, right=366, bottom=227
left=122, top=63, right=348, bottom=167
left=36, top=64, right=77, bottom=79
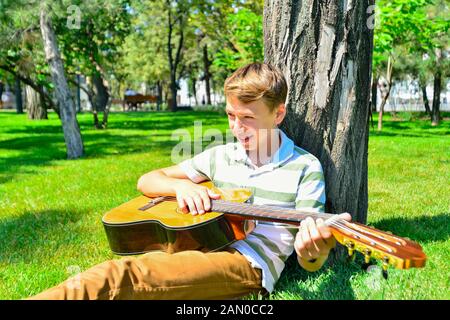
left=0, top=110, right=448, bottom=300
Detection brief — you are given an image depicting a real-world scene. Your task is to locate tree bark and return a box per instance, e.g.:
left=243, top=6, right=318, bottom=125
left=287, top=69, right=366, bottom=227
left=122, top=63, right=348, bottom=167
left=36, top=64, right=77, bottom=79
left=15, top=76, right=23, bottom=114
left=264, top=0, right=373, bottom=228
left=0, top=80, right=4, bottom=109
left=420, top=83, right=431, bottom=116
left=192, top=77, right=198, bottom=106
left=26, top=85, right=48, bottom=119
left=157, top=81, right=163, bottom=111
left=92, top=72, right=109, bottom=129
left=203, top=44, right=212, bottom=105
left=167, top=2, right=185, bottom=112
left=40, top=8, right=84, bottom=159
left=371, top=75, right=378, bottom=113
left=431, top=70, right=441, bottom=126
left=377, top=57, right=393, bottom=131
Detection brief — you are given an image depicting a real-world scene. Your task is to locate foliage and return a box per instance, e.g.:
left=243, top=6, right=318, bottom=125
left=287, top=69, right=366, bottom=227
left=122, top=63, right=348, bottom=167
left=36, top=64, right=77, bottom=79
left=212, top=7, right=264, bottom=72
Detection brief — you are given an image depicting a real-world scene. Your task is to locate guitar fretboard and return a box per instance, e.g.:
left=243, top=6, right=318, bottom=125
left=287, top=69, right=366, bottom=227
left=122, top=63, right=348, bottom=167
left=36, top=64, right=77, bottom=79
left=211, top=199, right=335, bottom=225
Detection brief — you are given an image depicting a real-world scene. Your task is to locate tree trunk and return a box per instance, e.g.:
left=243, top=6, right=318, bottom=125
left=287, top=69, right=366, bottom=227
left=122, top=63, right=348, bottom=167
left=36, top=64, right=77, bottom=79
left=157, top=81, right=162, bottom=111
left=167, top=2, right=185, bottom=112
left=26, top=85, right=48, bottom=120
left=431, top=70, right=441, bottom=126
left=15, top=76, right=23, bottom=114
left=101, top=77, right=111, bottom=129
left=371, top=75, right=378, bottom=113
left=192, top=78, right=198, bottom=106
left=264, top=0, right=373, bottom=228
left=420, top=82, right=431, bottom=116
left=169, top=73, right=178, bottom=112
left=76, top=74, right=82, bottom=113
left=377, top=57, right=393, bottom=131
left=0, top=81, right=3, bottom=109
left=40, top=8, right=84, bottom=159
left=92, top=72, right=109, bottom=129
left=203, top=44, right=212, bottom=105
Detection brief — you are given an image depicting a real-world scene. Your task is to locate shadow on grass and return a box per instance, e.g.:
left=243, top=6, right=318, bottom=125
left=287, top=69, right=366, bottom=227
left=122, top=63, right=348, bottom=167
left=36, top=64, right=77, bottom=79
left=0, top=209, right=85, bottom=264
left=273, top=213, right=450, bottom=299
left=273, top=253, right=362, bottom=300
left=370, top=213, right=450, bottom=243
left=0, top=111, right=228, bottom=185
left=2, top=111, right=227, bottom=135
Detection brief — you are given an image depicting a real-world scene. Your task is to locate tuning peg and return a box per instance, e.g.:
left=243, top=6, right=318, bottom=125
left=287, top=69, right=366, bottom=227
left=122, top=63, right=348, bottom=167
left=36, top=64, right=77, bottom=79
left=346, top=242, right=355, bottom=261
left=364, top=249, right=371, bottom=264
left=361, top=248, right=372, bottom=270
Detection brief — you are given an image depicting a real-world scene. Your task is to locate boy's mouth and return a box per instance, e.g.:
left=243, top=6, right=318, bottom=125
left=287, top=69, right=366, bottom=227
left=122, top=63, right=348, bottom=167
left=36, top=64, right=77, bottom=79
left=238, top=135, right=252, bottom=143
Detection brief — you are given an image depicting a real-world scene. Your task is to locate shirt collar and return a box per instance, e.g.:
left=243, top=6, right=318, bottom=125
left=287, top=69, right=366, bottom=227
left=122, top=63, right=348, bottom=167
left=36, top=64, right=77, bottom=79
left=231, top=129, right=294, bottom=169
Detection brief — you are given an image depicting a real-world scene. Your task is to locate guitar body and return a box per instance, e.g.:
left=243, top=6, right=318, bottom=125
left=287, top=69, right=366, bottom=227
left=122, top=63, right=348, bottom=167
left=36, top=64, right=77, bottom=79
left=102, top=182, right=255, bottom=255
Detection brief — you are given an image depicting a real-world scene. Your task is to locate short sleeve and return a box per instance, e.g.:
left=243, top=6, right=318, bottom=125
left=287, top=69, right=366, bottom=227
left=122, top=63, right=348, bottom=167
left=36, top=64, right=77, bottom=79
left=295, top=160, right=326, bottom=213
left=178, top=146, right=217, bottom=183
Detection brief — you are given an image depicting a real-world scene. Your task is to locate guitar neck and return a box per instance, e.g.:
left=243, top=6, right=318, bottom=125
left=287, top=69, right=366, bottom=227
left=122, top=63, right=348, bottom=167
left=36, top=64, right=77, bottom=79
left=210, top=199, right=335, bottom=225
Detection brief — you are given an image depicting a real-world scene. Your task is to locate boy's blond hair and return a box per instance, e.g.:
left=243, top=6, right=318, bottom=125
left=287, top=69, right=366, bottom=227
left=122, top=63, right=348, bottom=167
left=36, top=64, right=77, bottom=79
left=224, top=62, right=288, bottom=112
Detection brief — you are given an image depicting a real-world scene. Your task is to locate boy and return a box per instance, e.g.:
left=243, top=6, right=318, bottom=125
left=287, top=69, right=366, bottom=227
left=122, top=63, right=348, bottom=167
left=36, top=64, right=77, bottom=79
left=30, top=62, right=350, bottom=300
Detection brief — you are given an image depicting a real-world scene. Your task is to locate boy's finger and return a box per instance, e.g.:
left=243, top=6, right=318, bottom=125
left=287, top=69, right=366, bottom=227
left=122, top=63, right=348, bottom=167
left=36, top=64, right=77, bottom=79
left=177, top=197, right=188, bottom=214
left=207, top=189, right=221, bottom=199
left=198, top=191, right=211, bottom=213
left=301, top=219, right=318, bottom=258
left=185, top=197, right=197, bottom=215
left=305, top=218, right=325, bottom=255
left=192, top=195, right=204, bottom=214
left=316, top=218, right=332, bottom=240
left=294, top=235, right=309, bottom=258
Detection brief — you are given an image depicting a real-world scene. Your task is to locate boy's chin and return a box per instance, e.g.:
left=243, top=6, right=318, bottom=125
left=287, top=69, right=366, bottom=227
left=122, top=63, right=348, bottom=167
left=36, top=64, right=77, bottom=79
left=239, top=140, right=258, bottom=151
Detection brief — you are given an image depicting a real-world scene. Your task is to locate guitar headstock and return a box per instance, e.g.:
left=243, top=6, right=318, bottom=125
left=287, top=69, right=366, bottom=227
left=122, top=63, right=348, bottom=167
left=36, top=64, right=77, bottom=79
left=329, top=220, right=427, bottom=271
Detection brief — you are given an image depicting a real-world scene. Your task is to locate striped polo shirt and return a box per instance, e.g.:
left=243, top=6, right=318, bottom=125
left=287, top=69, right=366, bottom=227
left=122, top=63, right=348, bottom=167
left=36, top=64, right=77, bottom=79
left=179, top=129, right=326, bottom=293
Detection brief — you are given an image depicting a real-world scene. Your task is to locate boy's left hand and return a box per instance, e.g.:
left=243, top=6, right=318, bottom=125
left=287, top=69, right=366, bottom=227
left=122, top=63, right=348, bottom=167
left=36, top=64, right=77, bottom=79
left=294, top=213, right=352, bottom=261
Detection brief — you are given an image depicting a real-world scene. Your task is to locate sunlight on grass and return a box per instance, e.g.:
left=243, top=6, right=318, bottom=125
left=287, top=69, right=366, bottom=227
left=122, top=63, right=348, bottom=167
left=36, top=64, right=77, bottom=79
left=0, top=111, right=448, bottom=299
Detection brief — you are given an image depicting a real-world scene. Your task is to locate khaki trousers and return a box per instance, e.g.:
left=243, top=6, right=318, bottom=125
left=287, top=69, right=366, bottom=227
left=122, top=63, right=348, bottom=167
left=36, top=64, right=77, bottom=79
left=28, top=248, right=264, bottom=300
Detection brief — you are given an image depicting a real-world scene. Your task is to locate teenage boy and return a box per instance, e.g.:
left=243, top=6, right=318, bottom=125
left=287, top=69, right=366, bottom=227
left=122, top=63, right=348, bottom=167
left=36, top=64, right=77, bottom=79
left=30, top=62, right=350, bottom=300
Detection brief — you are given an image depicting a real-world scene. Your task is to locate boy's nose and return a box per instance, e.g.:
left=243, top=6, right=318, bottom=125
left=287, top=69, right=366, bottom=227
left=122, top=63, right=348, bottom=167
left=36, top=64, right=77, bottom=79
left=232, top=117, right=243, bottom=131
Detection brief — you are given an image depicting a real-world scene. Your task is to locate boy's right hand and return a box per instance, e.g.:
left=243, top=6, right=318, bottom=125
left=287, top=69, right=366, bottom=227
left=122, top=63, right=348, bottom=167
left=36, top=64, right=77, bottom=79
left=173, top=180, right=221, bottom=215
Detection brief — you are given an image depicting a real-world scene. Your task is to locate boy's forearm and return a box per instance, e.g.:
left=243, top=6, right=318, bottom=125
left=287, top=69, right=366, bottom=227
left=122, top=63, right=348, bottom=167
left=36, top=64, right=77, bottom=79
left=137, top=170, right=186, bottom=196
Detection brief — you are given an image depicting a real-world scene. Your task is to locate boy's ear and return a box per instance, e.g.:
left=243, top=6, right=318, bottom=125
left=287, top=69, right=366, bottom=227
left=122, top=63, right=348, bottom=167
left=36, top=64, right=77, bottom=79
left=275, top=103, right=287, bottom=125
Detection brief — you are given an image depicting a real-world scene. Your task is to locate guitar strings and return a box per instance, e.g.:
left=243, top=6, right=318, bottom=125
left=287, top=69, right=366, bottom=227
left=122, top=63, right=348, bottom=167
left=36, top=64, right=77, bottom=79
left=158, top=196, right=393, bottom=251
left=211, top=200, right=396, bottom=250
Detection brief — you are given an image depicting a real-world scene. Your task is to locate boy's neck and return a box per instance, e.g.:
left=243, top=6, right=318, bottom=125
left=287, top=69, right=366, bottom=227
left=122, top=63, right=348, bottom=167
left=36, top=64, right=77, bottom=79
left=246, top=130, right=282, bottom=168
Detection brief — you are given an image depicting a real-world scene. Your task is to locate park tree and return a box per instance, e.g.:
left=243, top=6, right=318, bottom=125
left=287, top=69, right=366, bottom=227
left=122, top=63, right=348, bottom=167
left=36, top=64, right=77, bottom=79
left=52, top=0, right=132, bottom=128
left=0, top=1, right=57, bottom=118
left=264, top=0, right=374, bottom=229
left=423, top=0, right=449, bottom=126
left=165, top=0, right=193, bottom=111
left=372, top=0, right=448, bottom=130
left=191, top=0, right=263, bottom=104
left=119, top=0, right=194, bottom=110
left=40, top=5, right=84, bottom=159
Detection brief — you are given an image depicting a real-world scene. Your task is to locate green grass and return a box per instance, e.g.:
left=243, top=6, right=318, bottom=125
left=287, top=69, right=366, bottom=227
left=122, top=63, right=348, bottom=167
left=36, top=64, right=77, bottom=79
left=0, top=110, right=448, bottom=300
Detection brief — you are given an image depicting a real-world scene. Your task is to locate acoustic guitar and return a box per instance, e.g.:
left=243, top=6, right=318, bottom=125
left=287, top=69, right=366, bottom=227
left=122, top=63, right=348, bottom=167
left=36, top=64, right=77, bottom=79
left=102, top=181, right=426, bottom=274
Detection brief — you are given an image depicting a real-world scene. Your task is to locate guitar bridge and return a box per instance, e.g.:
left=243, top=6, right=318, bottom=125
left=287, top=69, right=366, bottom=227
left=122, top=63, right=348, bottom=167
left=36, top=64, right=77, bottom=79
left=138, top=196, right=167, bottom=211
